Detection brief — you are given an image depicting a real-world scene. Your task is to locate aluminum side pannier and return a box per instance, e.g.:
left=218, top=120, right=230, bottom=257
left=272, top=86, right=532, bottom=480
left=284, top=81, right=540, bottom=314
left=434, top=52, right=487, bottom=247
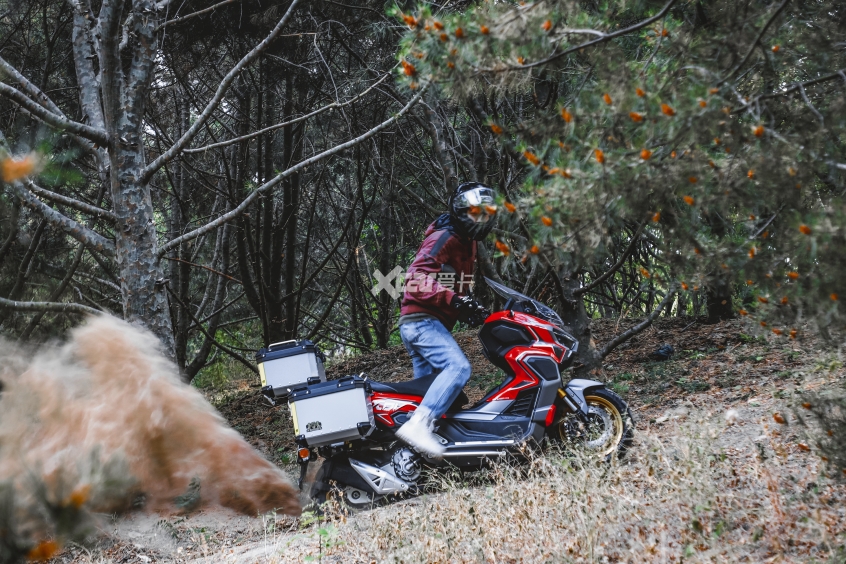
left=256, top=339, right=326, bottom=404
left=289, top=376, right=374, bottom=447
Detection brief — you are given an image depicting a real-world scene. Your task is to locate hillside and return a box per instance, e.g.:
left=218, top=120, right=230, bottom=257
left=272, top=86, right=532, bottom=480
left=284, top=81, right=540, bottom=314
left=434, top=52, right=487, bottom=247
left=54, top=318, right=846, bottom=563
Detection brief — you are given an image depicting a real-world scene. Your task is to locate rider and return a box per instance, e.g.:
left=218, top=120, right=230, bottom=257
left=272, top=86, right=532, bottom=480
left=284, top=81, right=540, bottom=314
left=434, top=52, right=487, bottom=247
left=395, top=182, right=497, bottom=458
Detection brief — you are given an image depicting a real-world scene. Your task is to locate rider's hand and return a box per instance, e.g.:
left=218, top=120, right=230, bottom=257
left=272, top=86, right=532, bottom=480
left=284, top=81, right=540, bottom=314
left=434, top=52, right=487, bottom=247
left=451, top=295, right=489, bottom=327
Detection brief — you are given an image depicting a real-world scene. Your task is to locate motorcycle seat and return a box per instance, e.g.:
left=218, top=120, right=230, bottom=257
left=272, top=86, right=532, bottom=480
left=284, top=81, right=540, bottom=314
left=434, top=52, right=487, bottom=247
left=370, top=373, right=469, bottom=409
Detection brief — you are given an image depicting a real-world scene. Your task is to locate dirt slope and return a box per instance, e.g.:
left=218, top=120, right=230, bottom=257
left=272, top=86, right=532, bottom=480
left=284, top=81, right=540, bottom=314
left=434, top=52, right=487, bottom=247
left=51, top=318, right=846, bottom=563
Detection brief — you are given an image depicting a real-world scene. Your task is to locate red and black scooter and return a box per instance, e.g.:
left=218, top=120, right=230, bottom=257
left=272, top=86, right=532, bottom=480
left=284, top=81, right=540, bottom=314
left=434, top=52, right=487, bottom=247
left=300, top=277, right=633, bottom=507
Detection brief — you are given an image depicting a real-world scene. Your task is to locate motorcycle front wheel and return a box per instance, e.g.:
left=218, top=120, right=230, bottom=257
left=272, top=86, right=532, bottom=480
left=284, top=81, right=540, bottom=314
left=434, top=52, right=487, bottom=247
left=549, top=387, right=634, bottom=459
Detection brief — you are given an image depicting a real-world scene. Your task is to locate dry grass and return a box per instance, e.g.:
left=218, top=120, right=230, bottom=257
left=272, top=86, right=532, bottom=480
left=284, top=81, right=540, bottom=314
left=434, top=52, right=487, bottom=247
left=218, top=410, right=845, bottom=564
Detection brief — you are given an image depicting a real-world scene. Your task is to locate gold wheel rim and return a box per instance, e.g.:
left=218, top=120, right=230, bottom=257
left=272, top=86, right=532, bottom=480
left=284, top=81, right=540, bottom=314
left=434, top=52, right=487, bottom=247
left=557, top=394, right=624, bottom=457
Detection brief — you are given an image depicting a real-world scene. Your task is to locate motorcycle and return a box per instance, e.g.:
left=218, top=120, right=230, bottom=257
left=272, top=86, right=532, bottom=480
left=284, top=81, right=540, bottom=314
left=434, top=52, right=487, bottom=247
left=292, top=277, right=633, bottom=508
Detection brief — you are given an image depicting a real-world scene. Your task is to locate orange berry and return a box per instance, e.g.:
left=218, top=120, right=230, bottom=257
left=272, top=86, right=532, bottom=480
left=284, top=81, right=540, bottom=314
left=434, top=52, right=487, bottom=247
left=523, top=151, right=540, bottom=166
left=504, top=202, right=516, bottom=213
left=688, top=177, right=697, bottom=184
left=529, top=245, right=540, bottom=254
left=698, top=99, right=707, bottom=108
left=661, top=103, right=675, bottom=116
left=402, top=14, right=418, bottom=28
left=797, top=443, right=810, bottom=452
left=447, top=61, right=455, bottom=69
left=541, top=20, right=552, bottom=32
left=541, top=216, right=553, bottom=227
left=739, top=309, right=748, bottom=316
left=709, top=160, right=716, bottom=168
left=640, top=267, right=650, bottom=278
left=484, top=205, right=498, bottom=215
left=517, top=56, right=525, bottom=64
left=799, top=224, right=811, bottom=235
left=490, top=124, right=503, bottom=135
left=636, top=87, right=646, bottom=97
left=757, top=296, right=769, bottom=304
left=455, top=27, right=464, bottom=38
left=831, top=293, right=839, bottom=301
left=641, top=149, right=653, bottom=160
left=753, top=125, right=765, bottom=137
left=749, top=247, right=756, bottom=258
left=772, top=45, right=780, bottom=53
left=683, top=195, right=694, bottom=205
left=433, top=21, right=444, bottom=30
left=709, top=87, right=719, bottom=94
left=495, top=240, right=510, bottom=255
left=760, top=321, right=768, bottom=327
left=694, top=248, right=701, bottom=254
left=439, top=33, right=448, bottom=41
left=681, top=282, right=689, bottom=290
left=1, top=153, right=38, bottom=183
left=670, top=150, right=677, bottom=159
left=787, top=271, right=799, bottom=280
left=27, top=540, right=60, bottom=562
left=652, top=211, right=661, bottom=222
left=401, top=60, right=416, bottom=76
left=788, top=166, right=797, bottom=176
left=629, top=111, right=644, bottom=122
left=790, top=329, right=797, bottom=339
left=480, top=25, right=490, bottom=35
left=603, top=93, right=612, bottom=105
left=748, top=169, right=755, bottom=179
left=594, top=149, right=605, bottom=164
left=661, top=28, right=669, bottom=37
left=560, top=108, right=573, bottom=123
left=714, top=137, right=721, bottom=145
left=773, top=412, right=786, bottom=424
left=781, top=296, right=789, bottom=305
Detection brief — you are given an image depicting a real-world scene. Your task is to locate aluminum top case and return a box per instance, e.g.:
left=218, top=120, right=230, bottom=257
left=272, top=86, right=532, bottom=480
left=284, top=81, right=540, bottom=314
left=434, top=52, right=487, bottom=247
left=289, top=376, right=374, bottom=447
left=256, top=339, right=326, bottom=404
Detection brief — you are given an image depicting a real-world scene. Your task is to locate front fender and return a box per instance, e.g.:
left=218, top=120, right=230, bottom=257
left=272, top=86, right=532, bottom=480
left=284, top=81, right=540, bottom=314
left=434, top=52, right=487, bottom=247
left=561, top=378, right=605, bottom=416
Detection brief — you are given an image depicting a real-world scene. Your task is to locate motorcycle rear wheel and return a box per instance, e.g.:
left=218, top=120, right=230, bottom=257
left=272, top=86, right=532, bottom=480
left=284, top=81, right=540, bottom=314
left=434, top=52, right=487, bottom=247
left=549, top=388, right=633, bottom=459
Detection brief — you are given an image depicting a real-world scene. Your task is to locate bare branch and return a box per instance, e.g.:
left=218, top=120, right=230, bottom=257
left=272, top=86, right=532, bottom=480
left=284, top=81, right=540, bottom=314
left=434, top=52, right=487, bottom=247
left=486, top=0, right=677, bottom=72
left=599, top=283, right=679, bottom=359
left=0, top=82, right=109, bottom=145
left=24, top=180, right=117, bottom=223
left=158, top=83, right=429, bottom=257
left=183, top=74, right=390, bottom=154
left=575, top=223, right=646, bottom=296
left=162, top=256, right=242, bottom=284
left=0, top=295, right=101, bottom=315
left=156, top=0, right=240, bottom=30
left=6, top=181, right=116, bottom=256
left=0, top=56, right=65, bottom=116
left=141, top=0, right=302, bottom=182
left=719, top=0, right=791, bottom=85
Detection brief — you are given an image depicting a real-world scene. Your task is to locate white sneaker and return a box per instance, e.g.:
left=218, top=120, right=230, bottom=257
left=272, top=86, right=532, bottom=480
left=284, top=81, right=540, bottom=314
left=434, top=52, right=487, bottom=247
left=395, top=408, right=445, bottom=459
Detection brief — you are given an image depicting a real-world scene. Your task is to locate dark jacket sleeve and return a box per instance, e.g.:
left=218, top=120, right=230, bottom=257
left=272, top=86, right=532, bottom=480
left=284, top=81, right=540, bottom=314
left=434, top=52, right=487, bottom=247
left=403, top=230, right=457, bottom=312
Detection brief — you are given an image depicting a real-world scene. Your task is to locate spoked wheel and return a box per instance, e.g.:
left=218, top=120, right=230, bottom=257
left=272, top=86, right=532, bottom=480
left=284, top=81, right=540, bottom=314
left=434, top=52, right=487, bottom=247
left=550, top=388, right=633, bottom=459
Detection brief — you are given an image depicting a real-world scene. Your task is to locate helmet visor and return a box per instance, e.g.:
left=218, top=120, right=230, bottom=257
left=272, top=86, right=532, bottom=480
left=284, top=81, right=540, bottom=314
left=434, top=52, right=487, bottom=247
left=454, top=186, right=497, bottom=223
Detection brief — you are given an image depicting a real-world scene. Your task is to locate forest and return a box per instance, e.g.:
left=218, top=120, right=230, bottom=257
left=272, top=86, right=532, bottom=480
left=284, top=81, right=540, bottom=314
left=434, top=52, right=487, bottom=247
left=1, top=0, right=842, bottom=380
left=1, top=0, right=845, bottom=561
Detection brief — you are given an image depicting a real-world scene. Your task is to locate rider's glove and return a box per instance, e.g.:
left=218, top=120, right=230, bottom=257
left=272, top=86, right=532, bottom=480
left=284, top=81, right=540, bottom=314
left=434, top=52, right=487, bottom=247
left=451, top=295, right=489, bottom=327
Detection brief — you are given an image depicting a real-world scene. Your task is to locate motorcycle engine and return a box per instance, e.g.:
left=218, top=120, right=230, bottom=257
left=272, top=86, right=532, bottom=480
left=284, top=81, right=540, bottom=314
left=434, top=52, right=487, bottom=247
left=391, top=446, right=422, bottom=483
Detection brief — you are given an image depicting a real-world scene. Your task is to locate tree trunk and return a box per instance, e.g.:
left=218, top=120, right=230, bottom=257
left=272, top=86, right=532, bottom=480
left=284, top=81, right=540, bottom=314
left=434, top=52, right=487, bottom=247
left=706, top=281, right=735, bottom=323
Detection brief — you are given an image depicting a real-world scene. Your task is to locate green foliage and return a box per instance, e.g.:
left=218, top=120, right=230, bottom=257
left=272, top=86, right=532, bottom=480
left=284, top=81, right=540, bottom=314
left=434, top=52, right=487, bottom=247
left=398, top=0, right=845, bottom=336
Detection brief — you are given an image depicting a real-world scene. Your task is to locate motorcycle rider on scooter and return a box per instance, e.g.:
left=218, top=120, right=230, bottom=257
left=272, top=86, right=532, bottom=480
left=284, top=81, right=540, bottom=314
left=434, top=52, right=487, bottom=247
left=395, top=182, right=497, bottom=458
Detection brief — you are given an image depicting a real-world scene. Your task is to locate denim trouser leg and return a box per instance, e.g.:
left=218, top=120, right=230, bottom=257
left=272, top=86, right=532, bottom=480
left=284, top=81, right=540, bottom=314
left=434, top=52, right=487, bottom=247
left=400, top=318, right=472, bottom=419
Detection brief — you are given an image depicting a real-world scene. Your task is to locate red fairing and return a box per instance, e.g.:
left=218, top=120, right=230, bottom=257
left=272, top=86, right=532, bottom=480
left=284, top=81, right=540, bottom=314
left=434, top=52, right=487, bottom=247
left=371, top=392, right=420, bottom=427
left=484, top=310, right=569, bottom=402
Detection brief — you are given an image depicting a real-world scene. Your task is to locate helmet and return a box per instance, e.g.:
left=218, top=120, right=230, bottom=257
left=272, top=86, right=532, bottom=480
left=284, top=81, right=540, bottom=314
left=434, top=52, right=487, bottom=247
left=449, top=182, right=498, bottom=240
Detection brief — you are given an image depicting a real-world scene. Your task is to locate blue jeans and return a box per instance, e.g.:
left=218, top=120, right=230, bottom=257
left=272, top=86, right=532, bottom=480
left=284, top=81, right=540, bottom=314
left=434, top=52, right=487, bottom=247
left=400, top=318, right=472, bottom=419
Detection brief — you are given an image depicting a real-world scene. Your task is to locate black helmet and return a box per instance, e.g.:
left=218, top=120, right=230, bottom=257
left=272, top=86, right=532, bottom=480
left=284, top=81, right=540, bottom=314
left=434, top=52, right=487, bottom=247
left=449, top=182, right=498, bottom=241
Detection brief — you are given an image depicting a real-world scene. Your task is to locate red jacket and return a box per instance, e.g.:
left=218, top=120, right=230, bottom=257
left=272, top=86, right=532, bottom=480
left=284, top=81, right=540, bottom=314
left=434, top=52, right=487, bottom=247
left=400, top=215, right=476, bottom=330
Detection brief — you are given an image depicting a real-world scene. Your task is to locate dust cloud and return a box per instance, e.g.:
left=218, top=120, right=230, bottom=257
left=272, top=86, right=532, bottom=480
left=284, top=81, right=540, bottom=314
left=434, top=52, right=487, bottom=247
left=0, top=315, right=301, bottom=518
